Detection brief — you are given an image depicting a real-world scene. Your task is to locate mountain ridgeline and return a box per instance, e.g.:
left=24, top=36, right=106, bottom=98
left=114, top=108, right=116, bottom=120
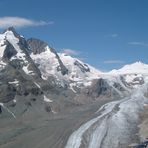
left=0, top=27, right=147, bottom=114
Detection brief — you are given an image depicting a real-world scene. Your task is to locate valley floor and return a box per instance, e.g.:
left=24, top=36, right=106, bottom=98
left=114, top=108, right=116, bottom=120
left=0, top=98, right=115, bottom=148
left=0, top=91, right=147, bottom=148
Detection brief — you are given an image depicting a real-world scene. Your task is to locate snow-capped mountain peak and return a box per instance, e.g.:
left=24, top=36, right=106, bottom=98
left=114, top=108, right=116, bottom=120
left=109, top=61, right=148, bottom=75
left=26, top=37, right=101, bottom=88
left=1, top=27, right=147, bottom=94
left=30, top=44, right=101, bottom=88
left=0, top=27, right=42, bottom=78
left=0, top=27, right=25, bottom=61
left=0, top=27, right=21, bottom=69
left=0, top=28, right=102, bottom=90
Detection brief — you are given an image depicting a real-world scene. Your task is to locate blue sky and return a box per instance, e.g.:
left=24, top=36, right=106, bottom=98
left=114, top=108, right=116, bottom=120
left=0, top=0, right=148, bottom=71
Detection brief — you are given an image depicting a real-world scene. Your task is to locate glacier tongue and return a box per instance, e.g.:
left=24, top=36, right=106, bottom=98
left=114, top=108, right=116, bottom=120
left=65, top=78, right=148, bottom=148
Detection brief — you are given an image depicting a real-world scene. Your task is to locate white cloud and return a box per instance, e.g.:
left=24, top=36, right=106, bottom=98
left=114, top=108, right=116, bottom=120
left=105, top=33, right=119, bottom=38
left=62, top=49, right=80, bottom=56
left=0, top=16, right=54, bottom=28
left=128, top=42, right=148, bottom=47
left=103, top=60, right=125, bottom=64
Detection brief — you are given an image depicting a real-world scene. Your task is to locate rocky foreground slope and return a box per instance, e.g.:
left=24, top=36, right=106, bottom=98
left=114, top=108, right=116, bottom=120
left=0, top=27, right=147, bottom=148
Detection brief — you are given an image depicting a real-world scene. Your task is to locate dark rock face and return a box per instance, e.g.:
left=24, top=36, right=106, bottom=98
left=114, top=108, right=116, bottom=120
left=121, top=75, right=145, bottom=87
left=113, top=81, right=125, bottom=91
left=45, top=105, right=51, bottom=112
left=57, top=62, right=68, bottom=75
left=2, top=40, right=17, bottom=61
left=83, top=78, right=127, bottom=99
left=85, top=78, right=112, bottom=98
left=0, top=62, right=43, bottom=102
left=133, top=77, right=144, bottom=85
left=0, top=106, right=2, bottom=113
left=44, top=46, right=68, bottom=75
left=27, top=38, right=47, bottom=54
left=74, top=60, right=90, bottom=73
left=16, top=38, right=42, bottom=79
left=49, top=47, right=68, bottom=75
left=15, top=81, right=43, bottom=96
left=0, top=83, right=16, bottom=103
left=3, top=27, right=20, bottom=38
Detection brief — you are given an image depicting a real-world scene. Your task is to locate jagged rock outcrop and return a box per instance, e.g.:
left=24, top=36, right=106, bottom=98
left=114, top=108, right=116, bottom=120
left=27, top=38, right=47, bottom=54
left=74, top=60, right=90, bottom=73
left=2, top=40, right=17, bottom=61
left=83, top=78, right=113, bottom=98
